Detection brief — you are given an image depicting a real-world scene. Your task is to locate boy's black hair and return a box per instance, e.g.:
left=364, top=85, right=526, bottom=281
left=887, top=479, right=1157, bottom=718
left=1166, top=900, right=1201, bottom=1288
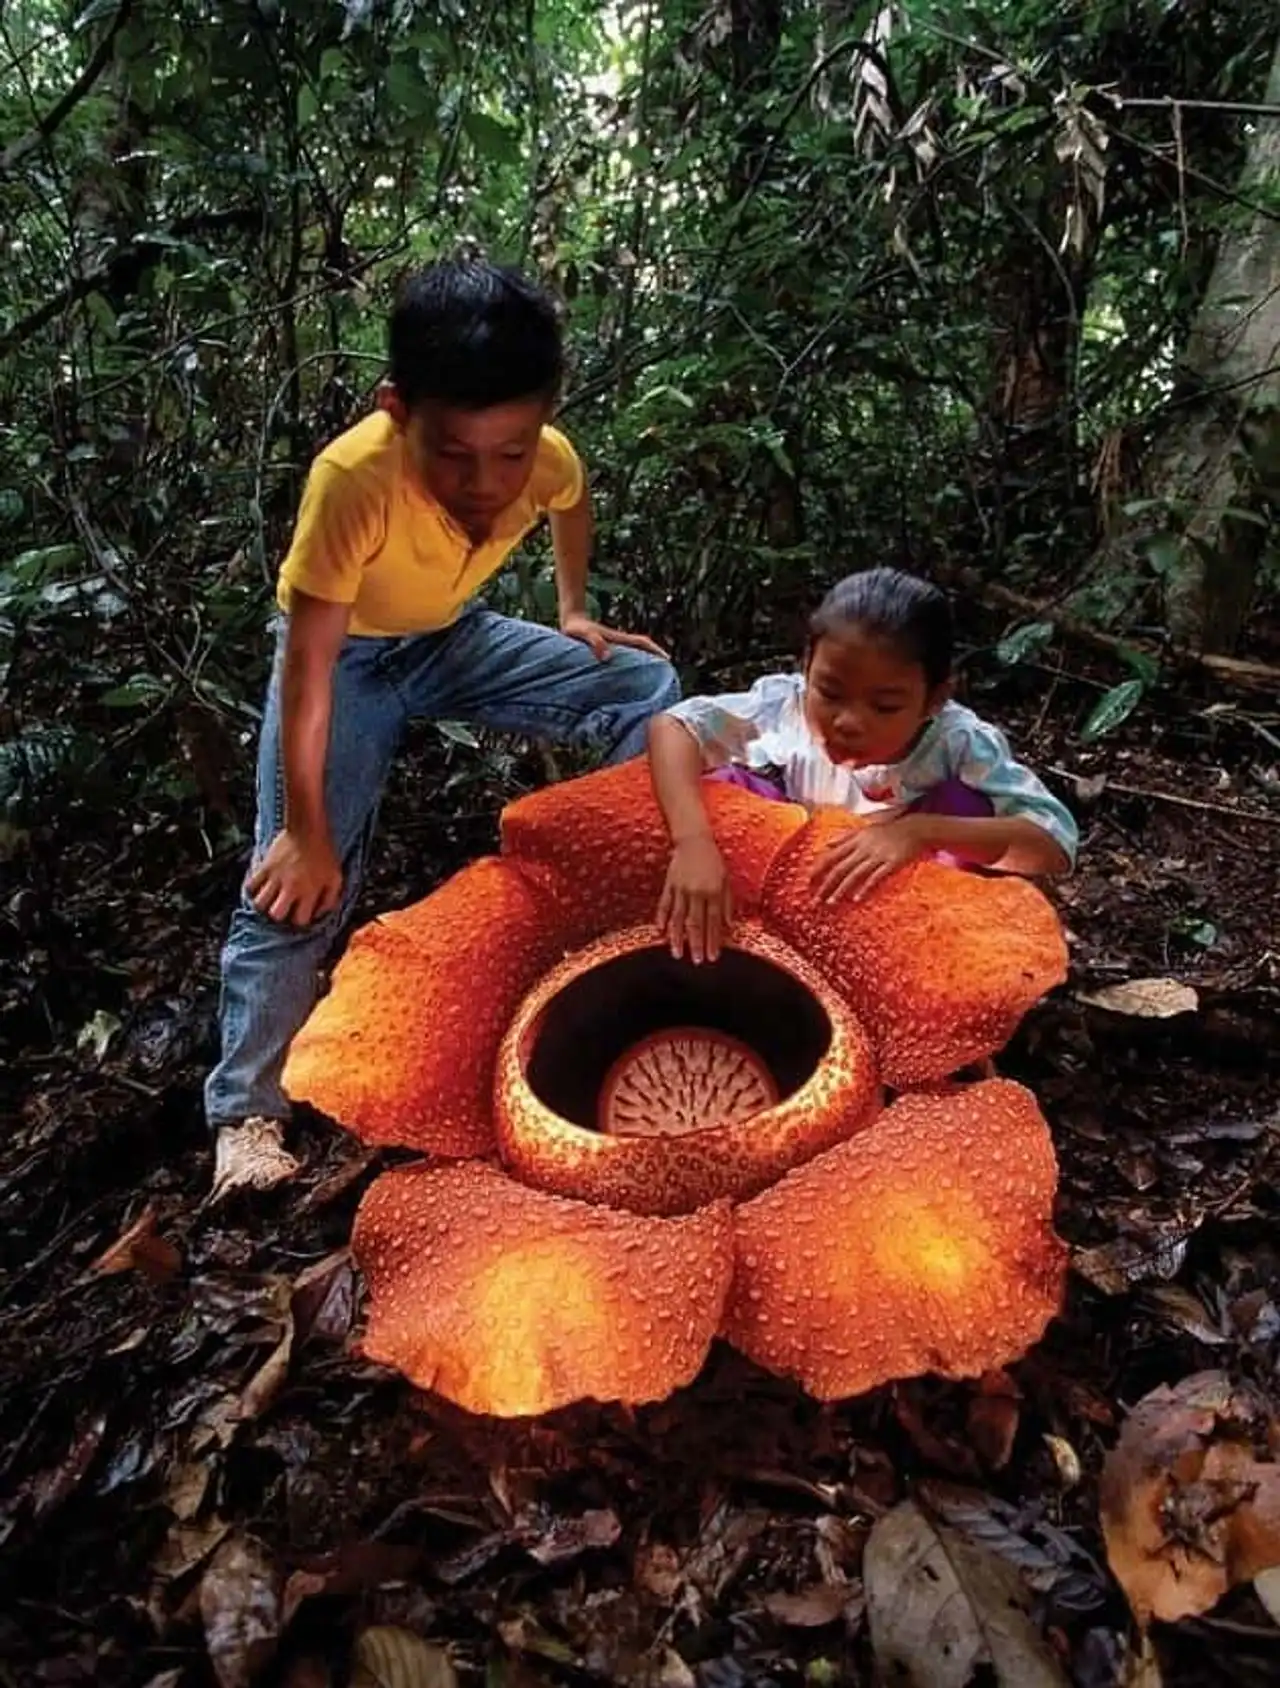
left=389, top=258, right=565, bottom=411
left=808, top=567, right=953, bottom=687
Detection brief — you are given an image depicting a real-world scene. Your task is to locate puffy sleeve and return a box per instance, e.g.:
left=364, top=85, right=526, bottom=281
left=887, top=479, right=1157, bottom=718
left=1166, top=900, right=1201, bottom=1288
left=944, top=714, right=1079, bottom=867
left=665, top=674, right=801, bottom=770
left=277, top=461, right=387, bottom=606
left=528, top=425, right=586, bottom=513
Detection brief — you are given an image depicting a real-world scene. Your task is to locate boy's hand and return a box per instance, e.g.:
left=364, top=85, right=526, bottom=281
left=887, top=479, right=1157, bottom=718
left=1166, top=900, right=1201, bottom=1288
left=811, top=813, right=926, bottom=905
left=247, top=829, right=344, bottom=925
left=657, top=835, right=732, bottom=964
left=561, top=610, right=669, bottom=662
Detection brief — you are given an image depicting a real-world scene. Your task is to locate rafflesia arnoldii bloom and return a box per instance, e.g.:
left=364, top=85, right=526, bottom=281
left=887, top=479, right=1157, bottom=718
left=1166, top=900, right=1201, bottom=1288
left=285, top=760, right=1070, bottom=1418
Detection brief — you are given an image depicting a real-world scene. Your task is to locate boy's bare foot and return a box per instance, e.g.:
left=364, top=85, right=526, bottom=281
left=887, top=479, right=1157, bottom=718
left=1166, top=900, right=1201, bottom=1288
left=210, top=1116, right=301, bottom=1204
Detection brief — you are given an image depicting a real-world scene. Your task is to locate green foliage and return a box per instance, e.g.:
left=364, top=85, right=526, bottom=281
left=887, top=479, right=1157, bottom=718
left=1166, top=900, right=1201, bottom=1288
left=1080, top=677, right=1146, bottom=741
left=0, top=0, right=1275, bottom=834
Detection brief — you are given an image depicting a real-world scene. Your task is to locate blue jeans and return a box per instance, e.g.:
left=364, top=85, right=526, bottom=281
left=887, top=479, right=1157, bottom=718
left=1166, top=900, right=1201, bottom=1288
left=205, top=605, right=680, bottom=1126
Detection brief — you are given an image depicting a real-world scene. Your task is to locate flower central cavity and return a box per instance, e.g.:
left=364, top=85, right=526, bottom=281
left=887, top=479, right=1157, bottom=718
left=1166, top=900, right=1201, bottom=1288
left=522, top=940, right=831, bottom=1134
left=599, top=1027, right=780, bottom=1138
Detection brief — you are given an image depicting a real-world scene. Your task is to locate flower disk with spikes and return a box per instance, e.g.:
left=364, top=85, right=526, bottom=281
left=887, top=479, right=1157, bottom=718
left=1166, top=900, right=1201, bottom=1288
left=285, top=759, right=1070, bottom=1418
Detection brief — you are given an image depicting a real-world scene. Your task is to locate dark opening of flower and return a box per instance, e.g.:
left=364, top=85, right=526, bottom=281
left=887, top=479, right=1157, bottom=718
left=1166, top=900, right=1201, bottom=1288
left=525, top=944, right=826, bottom=1137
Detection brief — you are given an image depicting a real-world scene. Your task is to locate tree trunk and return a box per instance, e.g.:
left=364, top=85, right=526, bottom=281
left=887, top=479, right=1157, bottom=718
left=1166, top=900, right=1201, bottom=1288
left=1102, top=34, right=1280, bottom=653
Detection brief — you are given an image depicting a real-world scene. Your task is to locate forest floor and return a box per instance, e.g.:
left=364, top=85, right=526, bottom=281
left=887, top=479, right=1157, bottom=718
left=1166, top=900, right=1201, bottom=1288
left=1, top=620, right=1278, bottom=1688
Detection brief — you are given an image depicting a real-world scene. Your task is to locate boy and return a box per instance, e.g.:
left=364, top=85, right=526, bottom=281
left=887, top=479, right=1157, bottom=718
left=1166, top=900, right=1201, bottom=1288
left=207, top=258, right=678, bottom=1196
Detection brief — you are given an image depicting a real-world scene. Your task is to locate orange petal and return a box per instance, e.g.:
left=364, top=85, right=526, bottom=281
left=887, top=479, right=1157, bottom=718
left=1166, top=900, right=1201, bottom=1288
left=722, top=1080, right=1066, bottom=1399
left=496, top=920, right=881, bottom=1216
left=353, top=1161, right=733, bottom=1416
left=762, top=811, right=1068, bottom=1083
left=501, top=761, right=807, bottom=947
left=284, top=858, right=561, bottom=1155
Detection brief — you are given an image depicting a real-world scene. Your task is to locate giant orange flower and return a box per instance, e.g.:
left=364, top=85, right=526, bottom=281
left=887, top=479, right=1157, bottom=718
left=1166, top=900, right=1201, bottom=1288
left=285, top=761, right=1070, bottom=1418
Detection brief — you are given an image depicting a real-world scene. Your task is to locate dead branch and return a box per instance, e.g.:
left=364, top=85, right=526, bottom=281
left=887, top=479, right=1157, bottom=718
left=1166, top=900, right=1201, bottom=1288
left=957, top=569, right=1280, bottom=697
left=1049, top=766, right=1280, bottom=828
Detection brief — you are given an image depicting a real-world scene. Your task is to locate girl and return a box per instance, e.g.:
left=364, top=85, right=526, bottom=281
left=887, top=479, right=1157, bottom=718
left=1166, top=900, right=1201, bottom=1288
left=649, top=567, right=1076, bottom=964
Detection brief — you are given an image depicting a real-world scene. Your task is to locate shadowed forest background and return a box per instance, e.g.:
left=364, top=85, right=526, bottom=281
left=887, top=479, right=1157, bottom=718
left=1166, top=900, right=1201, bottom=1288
left=1, top=2, right=1279, bottom=1686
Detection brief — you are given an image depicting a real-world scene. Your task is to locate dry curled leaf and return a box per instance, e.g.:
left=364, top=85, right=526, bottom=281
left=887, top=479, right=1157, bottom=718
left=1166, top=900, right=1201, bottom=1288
left=88, top=1205, right=181, bottom=1282
left=1043, top=1435, right=1083, bottom=1490
left=199, top=1534, right=281, bottom=1688
left=865, top=1499, right=1069, bottom=1687
left=351, top=1626, right=459, bottom=1688
left=762, top=1582, right=851, bottom=1627
left=523, top=1505, right=621, bottom=1567
left=238, top=1321, right=294, bottom=1423
left=967, top=1370, right=1021, bottom=1471
left=1077, top=978, right=1198, bottom=1019
left=1100, top=1370, right=1280, bottom=1626
left=291, top=1249, right=357, bottom=1344
left=29, top=1411, right=108, bottom=1520
left=1073, top=1227, right=1194, bottom=1296
left=1255, top=1565, right=1280, bottom=1624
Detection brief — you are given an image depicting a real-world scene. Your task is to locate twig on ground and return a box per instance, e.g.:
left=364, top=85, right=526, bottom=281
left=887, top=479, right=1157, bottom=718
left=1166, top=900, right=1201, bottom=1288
left=1050, top=765, right=1280, bottom=827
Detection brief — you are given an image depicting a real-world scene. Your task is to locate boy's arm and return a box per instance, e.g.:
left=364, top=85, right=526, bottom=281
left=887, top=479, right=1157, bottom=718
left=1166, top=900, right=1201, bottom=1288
left=279, top=594, right=351, bottom=841
left=246, top=592, right=352, bottom=925
left=548, top=485, right=668, bottom=660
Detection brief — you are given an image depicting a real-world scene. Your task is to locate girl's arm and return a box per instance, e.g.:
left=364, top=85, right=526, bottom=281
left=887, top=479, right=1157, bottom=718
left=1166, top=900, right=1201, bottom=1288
left=928, top=710, right=1077, bottom=875
left=897, top=812, right=1070, bottom=875
left=649, top=714, right=733, bottom=965
left=649, top=676, right=799, bottom=958
left=813, top=810, right=1069, bottom=905
left=814, top=712, right=1075, bottom=903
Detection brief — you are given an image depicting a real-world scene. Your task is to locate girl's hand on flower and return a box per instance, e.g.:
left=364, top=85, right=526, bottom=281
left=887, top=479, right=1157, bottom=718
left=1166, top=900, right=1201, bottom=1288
left=811, top=812, right=927, bottom=904
left=657, top=835, right=733, bottom=964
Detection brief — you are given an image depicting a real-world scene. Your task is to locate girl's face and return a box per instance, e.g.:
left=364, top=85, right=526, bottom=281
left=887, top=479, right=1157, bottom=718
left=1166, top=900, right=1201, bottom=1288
left=803, top=627, right=948, bottom=767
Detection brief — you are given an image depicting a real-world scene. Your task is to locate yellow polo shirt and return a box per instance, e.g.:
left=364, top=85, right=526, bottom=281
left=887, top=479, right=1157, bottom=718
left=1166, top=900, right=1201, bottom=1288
left=276, top=412, right=585, bottom=637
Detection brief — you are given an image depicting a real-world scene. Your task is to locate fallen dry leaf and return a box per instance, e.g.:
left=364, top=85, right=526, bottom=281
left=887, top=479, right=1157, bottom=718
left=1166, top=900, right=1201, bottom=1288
left=762, top=1582, right=851, bottom=1626
left=29, top=1411, right=109, bottom=1521
left=1255, top=1565, right=1280, bottom=1623
left=199, top=1534, right=281, bottom=1688
left=523, top=1505, right=621, bottom=1567
left=291, top=1249, right=357, bottom=1345
left=164, top=1460, right=211, bottom=1523
left=1100, top=1370, right=1280, bottom=1626
left=1119, top=1632, right=1165, bottom=1687
left=634, top=1540, right=683, bottom=1602
left=865, top=1499, right=1069, bottom=1687
left=155, top=1516, right=231, bottom=1582
left=1077, top=978, right=1198, bottom=1019
left=281, top=1661, right=332, bottom=1688
left=281, top=1542, right=422, bottom=1627
left=1073, top=1227, right=1194, bottom=1296
left=87, top=1205, right=182, bottom=1282
left=1043, top=1435, right=1083, bottom=1490
left=967, top=1370, right=1022, bottom=1471
left=238, top=1319, right=293, bottom=1423
left=351, top=1626, right=459, bottom=1688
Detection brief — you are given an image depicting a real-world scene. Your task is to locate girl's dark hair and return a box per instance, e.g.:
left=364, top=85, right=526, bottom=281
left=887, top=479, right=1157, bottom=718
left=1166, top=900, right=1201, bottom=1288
left=389, top=257, right=565, bottom=411
left=808, top=568, right=953, bottom=687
